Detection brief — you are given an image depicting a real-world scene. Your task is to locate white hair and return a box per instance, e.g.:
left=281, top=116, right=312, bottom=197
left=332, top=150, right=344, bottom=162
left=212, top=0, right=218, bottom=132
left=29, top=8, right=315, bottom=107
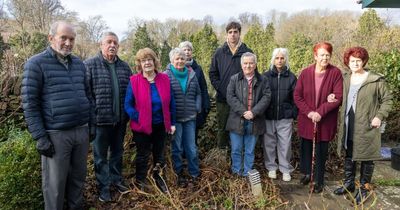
left=270, top=48, right=290, bottom=69
left=49, top=21, right=76, bottom=36
left=169, top=48, right=186, bottom=63
left=240, top=52, right=257, bottom=65
left=100, top=31, right=119, bottom=43
left=178, top=41, right=193, bottom=51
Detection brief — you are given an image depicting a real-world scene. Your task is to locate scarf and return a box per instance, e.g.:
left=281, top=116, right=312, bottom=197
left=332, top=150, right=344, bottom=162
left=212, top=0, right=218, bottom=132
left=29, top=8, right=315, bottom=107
left=170, top=65, right=188, bottom=94
left=227, top=39, right=242, bottom=55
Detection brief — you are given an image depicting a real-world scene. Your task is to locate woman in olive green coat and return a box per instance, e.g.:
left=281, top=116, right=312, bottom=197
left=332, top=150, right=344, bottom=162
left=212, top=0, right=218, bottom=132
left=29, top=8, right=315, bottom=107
left=330, top=47, right=392, bottom=205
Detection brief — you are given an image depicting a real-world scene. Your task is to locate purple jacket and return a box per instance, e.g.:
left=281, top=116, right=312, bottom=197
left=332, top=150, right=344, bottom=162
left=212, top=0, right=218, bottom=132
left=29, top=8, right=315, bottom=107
left=127, top=72, right=172, bottom=134
left=294, top=64, right=343, bottom=141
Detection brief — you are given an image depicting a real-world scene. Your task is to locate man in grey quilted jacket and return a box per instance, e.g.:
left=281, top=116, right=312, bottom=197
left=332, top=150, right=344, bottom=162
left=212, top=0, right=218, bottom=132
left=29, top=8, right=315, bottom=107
left=84, top=32, right=131, bottom=202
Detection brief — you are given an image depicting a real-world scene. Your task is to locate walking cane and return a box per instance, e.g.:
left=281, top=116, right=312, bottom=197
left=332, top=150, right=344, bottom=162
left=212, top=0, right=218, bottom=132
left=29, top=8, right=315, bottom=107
left=310, top=122, right=317, bottom=193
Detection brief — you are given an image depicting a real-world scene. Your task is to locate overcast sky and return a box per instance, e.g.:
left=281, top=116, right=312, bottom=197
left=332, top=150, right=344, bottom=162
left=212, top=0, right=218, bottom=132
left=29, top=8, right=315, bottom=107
left=60, top=0, right=392, bottom=38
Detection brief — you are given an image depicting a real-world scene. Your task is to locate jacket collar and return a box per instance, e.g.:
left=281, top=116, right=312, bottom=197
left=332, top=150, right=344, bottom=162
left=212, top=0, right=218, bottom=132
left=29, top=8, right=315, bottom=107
left=190, top=59, right=199, bottom=69
left=166, top=63, right=196, bottom=79
left=222, top=42, right=249, bottom=56
left=97, top=51, right=121, bottom=65
left=46, top=46, right=72, bottom=62
left=238, top=70, right=262, bottom=85
left=343, top=68, right=384, bottom=84
left=269, top=66, right=290, bottom=77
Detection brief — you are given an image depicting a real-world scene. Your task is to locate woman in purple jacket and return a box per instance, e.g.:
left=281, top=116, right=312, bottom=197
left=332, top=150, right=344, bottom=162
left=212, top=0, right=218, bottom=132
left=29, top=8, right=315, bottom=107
left=294, top=42, right=343, bottom=193
left=125, top=48, right=176, bottom=193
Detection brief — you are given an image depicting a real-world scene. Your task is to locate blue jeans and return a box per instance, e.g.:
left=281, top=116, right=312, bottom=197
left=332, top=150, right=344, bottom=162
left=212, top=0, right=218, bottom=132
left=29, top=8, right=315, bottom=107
left=93, top=123, right=126, bottom=190
left=230, top=120, right=257, bottom=176
left=171, top=120, right=200, bottom=177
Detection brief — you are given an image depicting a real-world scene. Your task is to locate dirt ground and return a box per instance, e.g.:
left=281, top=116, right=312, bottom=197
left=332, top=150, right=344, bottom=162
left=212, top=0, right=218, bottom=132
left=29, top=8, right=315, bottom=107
left=276, top=160, right=400, bottom=210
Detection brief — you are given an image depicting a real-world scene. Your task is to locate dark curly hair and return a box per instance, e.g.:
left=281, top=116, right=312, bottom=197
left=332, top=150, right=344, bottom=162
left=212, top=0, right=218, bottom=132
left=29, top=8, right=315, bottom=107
left=343, top=47, right=369, bottom=67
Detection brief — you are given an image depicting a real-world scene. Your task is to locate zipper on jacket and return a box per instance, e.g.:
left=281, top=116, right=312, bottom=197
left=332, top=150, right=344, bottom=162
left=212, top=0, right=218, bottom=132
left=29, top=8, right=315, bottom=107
left=276, top=72, right=280, bottom=120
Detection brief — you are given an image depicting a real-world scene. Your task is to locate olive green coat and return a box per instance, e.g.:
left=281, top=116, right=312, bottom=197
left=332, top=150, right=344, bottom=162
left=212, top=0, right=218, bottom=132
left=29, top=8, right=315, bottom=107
left=337, top=70, right=393, bottom=161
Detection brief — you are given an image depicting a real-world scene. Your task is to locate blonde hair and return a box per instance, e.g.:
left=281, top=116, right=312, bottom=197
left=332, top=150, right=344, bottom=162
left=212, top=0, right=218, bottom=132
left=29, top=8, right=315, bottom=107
left=134, top=48, right=161, bottom=72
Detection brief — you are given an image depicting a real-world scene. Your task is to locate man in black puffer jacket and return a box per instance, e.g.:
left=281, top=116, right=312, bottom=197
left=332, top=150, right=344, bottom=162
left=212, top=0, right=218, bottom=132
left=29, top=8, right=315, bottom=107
left=22, top=21, right=91, bottom=210
left=84, top=32, right=132, bottom=202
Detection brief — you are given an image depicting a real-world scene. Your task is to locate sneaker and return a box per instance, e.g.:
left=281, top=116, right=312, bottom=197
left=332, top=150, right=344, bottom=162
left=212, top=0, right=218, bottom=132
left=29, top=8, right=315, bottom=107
left=114, top=182, right=130, bottom=193
left=268, top=170, right=277, bottom=179
left=98, top=188, right=111, bottom=202
left=282, top=173, right=291, bottom=182
left=153, top=173, right=169, bottom=193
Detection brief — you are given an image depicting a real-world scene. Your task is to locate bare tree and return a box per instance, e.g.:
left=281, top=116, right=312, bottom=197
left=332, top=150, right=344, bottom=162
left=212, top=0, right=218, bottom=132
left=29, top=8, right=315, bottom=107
left=31, top=0, right=64, bottom=31
left=7, top=0, right=64, bottom=32
left=81, top=15, right=109, bottom=43
left=203, top=15, right=213, bottom=25
left=0, top=0, right=7, bottom=31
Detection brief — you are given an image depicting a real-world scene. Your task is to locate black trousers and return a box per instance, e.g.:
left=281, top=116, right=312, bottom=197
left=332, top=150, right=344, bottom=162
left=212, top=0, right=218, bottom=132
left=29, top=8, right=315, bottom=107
left=345, top=107, right=374, bottom=177
left=345, top=107, right=355, bottom=158
left=133, top=123, right=166, bottom=182
left=300, top=138, right=329, bottom=186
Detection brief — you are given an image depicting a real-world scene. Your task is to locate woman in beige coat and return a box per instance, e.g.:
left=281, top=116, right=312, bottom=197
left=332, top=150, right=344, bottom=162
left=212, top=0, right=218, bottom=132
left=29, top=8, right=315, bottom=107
left=331, top=47, right=392, bottom=205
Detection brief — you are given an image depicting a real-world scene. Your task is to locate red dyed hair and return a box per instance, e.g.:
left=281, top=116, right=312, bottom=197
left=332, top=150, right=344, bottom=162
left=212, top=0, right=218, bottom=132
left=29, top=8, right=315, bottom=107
left=343, top=47, right=369, bottom=67
left=313, top=42, right=333, bottom=55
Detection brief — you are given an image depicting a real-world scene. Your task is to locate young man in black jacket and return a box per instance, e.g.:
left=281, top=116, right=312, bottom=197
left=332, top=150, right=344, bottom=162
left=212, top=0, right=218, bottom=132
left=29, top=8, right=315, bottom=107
left=209, top=21, right=253, bottom=150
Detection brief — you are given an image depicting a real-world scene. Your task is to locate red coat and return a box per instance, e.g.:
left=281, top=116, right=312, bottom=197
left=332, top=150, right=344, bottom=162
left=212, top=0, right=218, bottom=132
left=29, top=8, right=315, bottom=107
left=294, top=64, right=343, bottom=142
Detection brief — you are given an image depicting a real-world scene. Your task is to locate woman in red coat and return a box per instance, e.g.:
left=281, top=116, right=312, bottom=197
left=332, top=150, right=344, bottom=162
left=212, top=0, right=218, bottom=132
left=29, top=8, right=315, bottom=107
left=294, top=42, right=343, bottom=193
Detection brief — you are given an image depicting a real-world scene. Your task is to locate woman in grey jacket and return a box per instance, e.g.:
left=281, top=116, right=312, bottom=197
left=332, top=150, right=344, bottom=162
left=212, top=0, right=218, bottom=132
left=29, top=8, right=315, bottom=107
left=332, top=47, right=392, bottom=205
left=226, top=52, right=271, bottom=177
left=165, top=48, right=201, bottom=187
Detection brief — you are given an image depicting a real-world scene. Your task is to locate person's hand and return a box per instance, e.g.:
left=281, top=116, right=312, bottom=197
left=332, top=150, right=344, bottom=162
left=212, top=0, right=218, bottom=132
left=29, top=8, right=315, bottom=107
left=36, top=136, right=55, bottom=157
left=312, top=112, right=321, bottom=123
left=243, top=111, right=254, bottom=120
left=169, top=125, right=176, bottom=135
left=371, top=117, right=381, bottom=128
left=307, top=111, right=315, bottom=120
left=327, top=93, right=338, bottom=103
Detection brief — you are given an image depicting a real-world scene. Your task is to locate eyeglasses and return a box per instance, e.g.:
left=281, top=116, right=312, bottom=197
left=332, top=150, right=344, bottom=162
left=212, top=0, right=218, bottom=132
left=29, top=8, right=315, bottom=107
left=140, top=58, right=153, bottom=63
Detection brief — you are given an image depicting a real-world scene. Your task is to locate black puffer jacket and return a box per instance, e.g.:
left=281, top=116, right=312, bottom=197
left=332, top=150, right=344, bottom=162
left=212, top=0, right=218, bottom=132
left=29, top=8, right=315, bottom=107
left=84, top=52, right=132, bottom=125
left=263, top=66, right=298, bottom=120
left=226, top=71, right=271, bottom=135
left=22, top=47, right=90, bottom=140
left=209, top=42, right=253, bottom=102
left=190, top=59, right=210, bottom=128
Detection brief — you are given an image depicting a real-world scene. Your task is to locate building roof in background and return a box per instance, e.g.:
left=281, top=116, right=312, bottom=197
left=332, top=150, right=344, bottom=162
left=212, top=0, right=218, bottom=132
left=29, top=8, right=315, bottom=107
left=362, top=0, right=400, bottom=8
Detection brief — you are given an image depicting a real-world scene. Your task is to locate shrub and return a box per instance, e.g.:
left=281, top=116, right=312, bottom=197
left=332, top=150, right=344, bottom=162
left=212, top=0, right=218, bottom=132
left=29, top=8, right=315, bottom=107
left=0, top=129, right=43, bottom=210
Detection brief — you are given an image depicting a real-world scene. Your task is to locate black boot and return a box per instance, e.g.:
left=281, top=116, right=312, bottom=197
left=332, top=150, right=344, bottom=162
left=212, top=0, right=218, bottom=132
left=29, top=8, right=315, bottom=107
left=313, top=183, right=324, bottom=193
left=300, top=174, right=311, bottom=185
left=355, top=161, right=374, bottom=205
left=152, top=163, right=169, bottom=193
left=334, top=158, right=356, bottom=195
left=177, top=172, right=187, bottom=188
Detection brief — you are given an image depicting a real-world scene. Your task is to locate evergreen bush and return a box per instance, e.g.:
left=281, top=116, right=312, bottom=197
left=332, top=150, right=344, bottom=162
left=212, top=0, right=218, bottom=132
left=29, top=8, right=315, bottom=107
left=0, top=129, right=43, bottom=210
